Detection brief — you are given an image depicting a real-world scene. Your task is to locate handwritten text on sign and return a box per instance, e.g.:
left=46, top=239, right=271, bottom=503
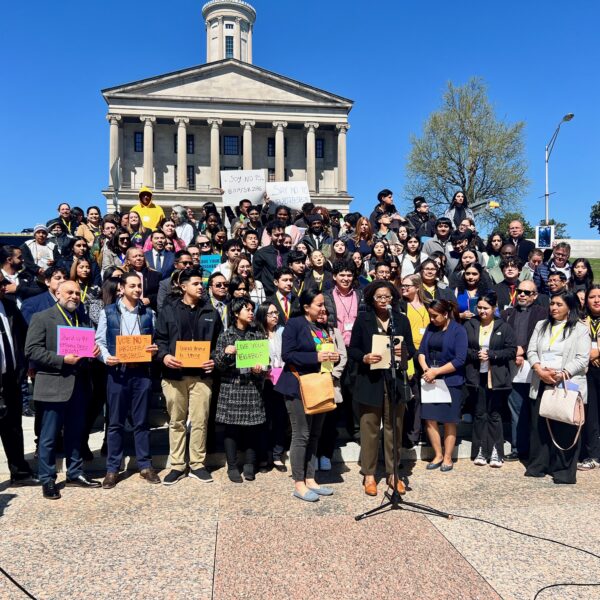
left=221, top=169, right=266, bottom=207
left=266, top=181, right=311, bottom=211
left=116, top=335, right=152, bottom=363
left=175, top=341, right=211, bottom=367
left=200, top=254, right=222, bottom=276
left=235, top=339, right=270, bottom=368
left=57, top=326, right=96, bottom=357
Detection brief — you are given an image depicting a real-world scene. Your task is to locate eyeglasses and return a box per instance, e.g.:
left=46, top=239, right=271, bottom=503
left=374, top=295, right=392, bottom=301
left=517, top=289, right=535, bottom=296
left=267, top=311, right=279, bottom=317
left=554, top=252, right=568, bottom=258
left=178, top=261, right=193, bottom=266
left=401, top=284, right=414, bottom=289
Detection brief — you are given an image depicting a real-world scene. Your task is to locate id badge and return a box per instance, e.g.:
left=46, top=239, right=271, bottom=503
left=504, top=305, right=512, bottom=311
left=419, top=327, right=427, bottom=335
left=542, top=351, right=561, bottom=369
left=593, top=342, right=598, bottom=350
left=344, top=322, right=354, bottom=332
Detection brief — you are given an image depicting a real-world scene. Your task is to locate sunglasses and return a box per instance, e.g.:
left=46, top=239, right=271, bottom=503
left=212, top=282, right=227, bottom=288
left=517, top=289, right=535, bottom=296
left=179, top=261, right=193, bottom=266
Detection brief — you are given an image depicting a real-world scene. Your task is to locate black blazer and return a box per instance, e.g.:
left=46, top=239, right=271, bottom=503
left=253, top=245, right=289, bottom=297
left=423, top=284, right=455, bottom=303
left=500, top=304, right=547, bottom=353
left=139, top=268, right=162, bottom=311
left=266, top=294, right=298, bottom=327
left=0, top=299, right=28, bottom=382
left=464, top=317, right=517, bottom=390
left=348, top=308, right=416, bottom=408
left=144, top=250, right=175, bottom=280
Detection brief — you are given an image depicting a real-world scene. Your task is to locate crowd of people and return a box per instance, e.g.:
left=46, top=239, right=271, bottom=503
left=0, top=186, right=597, bottom=502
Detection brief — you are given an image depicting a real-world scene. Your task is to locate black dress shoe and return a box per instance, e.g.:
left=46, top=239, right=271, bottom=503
left=272, top=461, right=288, bottom=473
left=504, top=451, right=520, bottom=462
left=10, top=472, right=40, bottom=486
left=65, top=474, right=101, bottom=488
left=42, top=481, right=61, bottom=500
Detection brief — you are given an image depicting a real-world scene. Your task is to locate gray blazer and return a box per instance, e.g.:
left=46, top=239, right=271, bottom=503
left=25, top=305, right=90, bottom=403
left=527, top=321, right=590, bottom=401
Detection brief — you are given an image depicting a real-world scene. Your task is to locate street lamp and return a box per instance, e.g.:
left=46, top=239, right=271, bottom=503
left=544, top=113, right=574, bottom=224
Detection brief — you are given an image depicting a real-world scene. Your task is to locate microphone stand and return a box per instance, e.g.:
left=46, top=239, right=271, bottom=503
left=355, top=306, right=451, bottom=521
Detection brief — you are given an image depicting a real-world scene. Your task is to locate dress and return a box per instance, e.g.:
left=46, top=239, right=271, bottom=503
left=420, top=329, right=463, bottom=424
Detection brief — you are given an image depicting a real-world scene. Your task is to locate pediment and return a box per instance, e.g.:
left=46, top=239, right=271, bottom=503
left=103, top=59, right=352, bottom=108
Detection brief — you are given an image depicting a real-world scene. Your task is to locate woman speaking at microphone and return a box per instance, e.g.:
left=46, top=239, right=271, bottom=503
left=349, top=281, right=415, bottom=497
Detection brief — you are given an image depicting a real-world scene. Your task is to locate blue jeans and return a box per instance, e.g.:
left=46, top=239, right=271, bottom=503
left=37, top=382, right=86, bottom=483
left=507, top=383, right=531, bottom=455
left=106, top=366, right=152, bottom=473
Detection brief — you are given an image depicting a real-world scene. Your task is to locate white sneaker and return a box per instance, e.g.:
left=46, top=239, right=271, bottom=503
left=489, top=446, right=503, bottom=468
left=577, top=458, right=600, bottom=471
left=473, top=447, right=487, bottom=466
left=319, top=457, right=332, bottom=471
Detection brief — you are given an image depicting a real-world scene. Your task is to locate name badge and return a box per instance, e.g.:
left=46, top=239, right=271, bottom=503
left=542, top=351, right=561, bottom=369
left=419, top=328, right=427, bottom=335
left=504, top=305, right=512, bottom=311
left=344, top=322, right=354, bottom=332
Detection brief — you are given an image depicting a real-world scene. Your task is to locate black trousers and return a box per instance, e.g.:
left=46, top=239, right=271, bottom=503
left=223, top=423, right=262, bottom=469
left=263, top=380, right=288, bottom=461
left=0, top=371, right=30, bottom=475
left=469, top=375, right=507, bottom=460
left=83, top=360, right=107, bottom=449
left=526, top=386, right=581, bottom=484
left=581, top=367, right=600, bottom=460
left=402, top=368, right=423, bottom=446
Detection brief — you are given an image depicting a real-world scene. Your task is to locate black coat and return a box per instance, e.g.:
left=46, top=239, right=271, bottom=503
left=253, top=245, right=289, bottom=297
left=0, top=298, right=28, bottom=382
left=266, top=294, right=299, bottom=327
left=500, top=304, right=547, bottom=353
left=348, top=308, right=416, bottom=407
left=464, top=318, right=517, bottom=390
left=323, top=288, right=365, bottom=333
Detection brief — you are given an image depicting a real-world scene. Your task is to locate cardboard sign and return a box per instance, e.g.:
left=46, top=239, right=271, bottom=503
left=320, top=342, right=335, bottom=373
left=266, top=181, right=311, bottom=211
left=235, top=339, right=270, bottom=368
left=175, top=341, right=211, bottom=367
left=115, top=335, right=152, bottom=363
left=200, top=254, right=222, bottom=276
left=220, top=169, right=266, bottom=207
left=57, top=326, right=96, bottom=358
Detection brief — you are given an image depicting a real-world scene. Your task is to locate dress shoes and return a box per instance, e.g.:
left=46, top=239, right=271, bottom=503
left=363, top=478, right=378, bottom=496
left=139, top=468, right=161, bottom=484
left=10, top=471, right=40, bottom=486
left=102, top=472, right=119, bottom=489
left=272, top=460, right=288, bottom=473
left=42, top=481, right=61, bottom=500
left=387, top=476, right=406, bottom=495
left=65, top=474, right=101, bottom=488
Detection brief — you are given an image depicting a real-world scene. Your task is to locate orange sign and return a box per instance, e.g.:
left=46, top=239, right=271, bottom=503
left=175, top=341, right=211, bottom=367
left=116, top=335, right=153, bottom=363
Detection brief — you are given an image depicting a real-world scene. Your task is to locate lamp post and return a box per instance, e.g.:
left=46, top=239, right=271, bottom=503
left=545, top=113, right=574, bottom=224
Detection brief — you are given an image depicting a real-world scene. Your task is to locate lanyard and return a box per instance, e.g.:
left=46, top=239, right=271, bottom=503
left=408, top=303, right=428, bottom=327
left=81, top=285, right=88, bottom=303
left=590, top=318, right=600, bottom=340
left=508, top=286, right=517, bottom=306
left=294, top=280, right=304, bottom=297
left=549, top=323, right=566, bottom=348
left=62, top=218, right=72, bottom=233
left=334, top=288, right=356, bottom=320
left=56, top=304, right=78, bottom=327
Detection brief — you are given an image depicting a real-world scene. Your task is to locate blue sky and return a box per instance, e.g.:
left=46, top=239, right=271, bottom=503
left=1, top=0, right=598, bottom=238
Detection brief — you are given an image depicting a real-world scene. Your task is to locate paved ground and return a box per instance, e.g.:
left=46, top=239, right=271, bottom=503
left=1, top=452, right=600, bottom=600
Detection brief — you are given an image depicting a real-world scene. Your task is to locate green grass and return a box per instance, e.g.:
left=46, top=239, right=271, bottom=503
left=590, top=259, right=600, bottom=283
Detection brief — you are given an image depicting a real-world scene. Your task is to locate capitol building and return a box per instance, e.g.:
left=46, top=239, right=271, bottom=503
left=102, top=0, right=353, bottom=214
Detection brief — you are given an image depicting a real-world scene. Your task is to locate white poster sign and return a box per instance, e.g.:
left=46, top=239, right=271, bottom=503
left=266, top=181, right=311, bottom=211
left=220, top=170, right=266, bottom=207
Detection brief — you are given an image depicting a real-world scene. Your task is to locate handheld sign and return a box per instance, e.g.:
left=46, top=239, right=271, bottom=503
left=116, top=335, right=152, bottom=363
left=266, top=181, right=311, bottom=212
left=57, top=326, right=96, bottom=358
left=200, top=254, right=222, bottom=276
left=235, top=339, right=270, bottom=368
left=175, top=341, right=211, bottom=367
left=320, top=342, right=335, bottom=373
left=220, top=169, right=266, bottom=207
left=370, top=334, right=403, bottom=370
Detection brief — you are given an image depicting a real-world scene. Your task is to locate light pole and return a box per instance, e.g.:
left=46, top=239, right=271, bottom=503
left=545, top=113, right=574, bottom=224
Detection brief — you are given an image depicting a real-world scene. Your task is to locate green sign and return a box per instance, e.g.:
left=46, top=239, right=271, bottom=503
left=235, top=339, right=270, bottom=368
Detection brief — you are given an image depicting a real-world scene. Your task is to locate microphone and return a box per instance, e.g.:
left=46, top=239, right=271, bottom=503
left=385, top=304, right=393, bottom=320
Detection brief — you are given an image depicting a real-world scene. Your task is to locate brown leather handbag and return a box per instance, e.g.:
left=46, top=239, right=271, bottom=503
left=290, top=367, right=336, bottom=415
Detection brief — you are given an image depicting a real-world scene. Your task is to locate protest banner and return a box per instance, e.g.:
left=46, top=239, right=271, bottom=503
left=235, top=339, right=270, bottom=368
left=200, top=254, right=222, bottom=275
left=220, top=169, right=266, bottom=207
left=265, top=181, right=311, bottom=211
left=115, top=335, right=152, bottom=363
left=175, top=341, right=211, bottom=367
left=57, top=326, right=96, bottom=358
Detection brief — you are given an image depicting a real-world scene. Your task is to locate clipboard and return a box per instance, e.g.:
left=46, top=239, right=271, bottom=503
left=420, top=380, right=451, bottom=404
left=371, top=334, right=403, bottom=370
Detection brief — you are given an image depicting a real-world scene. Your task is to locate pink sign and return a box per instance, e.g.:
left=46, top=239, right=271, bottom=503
left=57, top=326, right=96, bottom=358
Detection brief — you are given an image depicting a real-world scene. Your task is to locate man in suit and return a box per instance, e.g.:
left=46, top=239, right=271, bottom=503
left=287, top=250, right=307, bottom=297
left=253, top=220, right=289, bottom=296
left=144, top=230, right=175, bottom=280
left=25, top=280, right=101, bottom=499
left=501, top=280, right=547, bottom=461
left=20, top=266, right=68, bottom=324
left=0, top=245, right=44, bottom=305
left=507, top=220, right=536, bottom=264
left=157, top=250, right=194, bottom=311
left=0, top=273, right=38, bottom=485
left=126, top=247, right=161, bottom=311
left=266, top=267, right=297, bottom=326
left=301, top=214, right=333, bottom=259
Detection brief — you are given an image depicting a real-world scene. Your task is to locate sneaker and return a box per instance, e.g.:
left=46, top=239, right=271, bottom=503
left=162, top=469, right=187, bottom=486
left=489, top=446, right=503, bottom=468
left=462, top=413, right=473, bottom=424
left=189, top=467, right=213, bottom=483
left=319, top=457, right=332, bottom=471
left=577, top=458, right=600, bottom=471
left=473, top=447, right=487, bottom=466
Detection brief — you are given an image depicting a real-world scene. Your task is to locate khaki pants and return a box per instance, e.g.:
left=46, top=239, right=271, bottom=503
left=162, top=377, right=212, bottom=470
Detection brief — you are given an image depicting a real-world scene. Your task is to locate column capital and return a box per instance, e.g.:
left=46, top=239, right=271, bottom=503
left=273, top=121, right=288, bottom=130
left=207, top=118, right=223, bottom=128
left=174, top=116, right=190, bottom=125
left=235, top=16, right=242, bottom=22
left=240, top=120, right=255, bottom=129
left=140, top=115, right=156, bottom=124
left=106, top=114, right=122, bottom=125
left=304, top=122, right=319, bottom=132
left=336, top=123, right=350, bottom=133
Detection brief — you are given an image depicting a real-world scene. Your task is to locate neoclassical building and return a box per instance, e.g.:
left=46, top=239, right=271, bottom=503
left=102, top=0, right=353, bottom=214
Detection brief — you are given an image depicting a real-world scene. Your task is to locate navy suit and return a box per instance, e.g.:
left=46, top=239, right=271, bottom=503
left=144, top=250, right=175, bottom=280
left=20, top=291, right=86, bottom=325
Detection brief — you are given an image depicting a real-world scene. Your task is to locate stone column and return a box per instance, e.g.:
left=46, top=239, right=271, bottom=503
left=205, top=21, right=210, bottom=62
left=241, top=120, right=255, bottom=170
left=140, top=116, right=156, bottom=188
left=106, top=114, right=122, bottom=189
left=217, top=16, right=224, bottom=59
left=175, top=117, right=189, bottom=190
left=248, top=26, right=253, bottom=63
left=304, top=122, right=319, bottom=193
left=208, top=118, right=223, bottom=190
left=336, top=123, right=350, bottom=194
left=235, top=17, right=242, bottom=59
left=273, top=121, right=288, bottom=181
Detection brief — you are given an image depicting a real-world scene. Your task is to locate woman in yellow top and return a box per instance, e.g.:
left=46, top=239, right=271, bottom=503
left=401, top=273, right=430, bottom=447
